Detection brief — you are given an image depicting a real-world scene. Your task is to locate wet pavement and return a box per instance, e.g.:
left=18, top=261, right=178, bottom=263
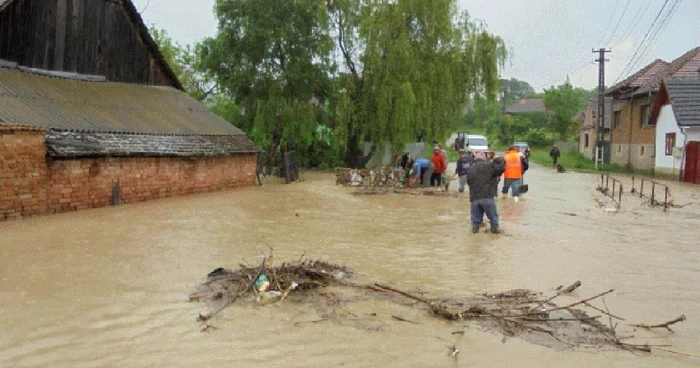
left=1, top=164, right=699, bottom=367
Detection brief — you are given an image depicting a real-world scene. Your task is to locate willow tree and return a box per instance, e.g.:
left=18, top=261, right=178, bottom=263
left=199, top=0, right=334, bottom=166
left=328, top=0, right=507, bottom=167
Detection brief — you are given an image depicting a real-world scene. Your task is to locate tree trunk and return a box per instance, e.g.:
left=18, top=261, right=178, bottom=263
left=345, top=134, right=376, bottom=168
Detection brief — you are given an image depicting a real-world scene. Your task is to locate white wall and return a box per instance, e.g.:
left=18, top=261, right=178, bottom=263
left=655, top=105, right=682, bottom=171
left=655, top=104, right=700, bottom=175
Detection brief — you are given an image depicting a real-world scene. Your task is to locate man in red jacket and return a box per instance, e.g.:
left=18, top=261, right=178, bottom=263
left=431, top=146, right=446, bottom=187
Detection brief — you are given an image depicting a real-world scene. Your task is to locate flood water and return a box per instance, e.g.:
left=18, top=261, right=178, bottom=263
left=1, top=164, right=699, bottom=367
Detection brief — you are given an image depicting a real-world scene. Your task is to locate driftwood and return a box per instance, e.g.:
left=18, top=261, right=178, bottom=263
left=562, top=281, right=582, bottom=293
left=631, top=315, right=686, bottom=332
left=191, top=259, right=687, bottom=354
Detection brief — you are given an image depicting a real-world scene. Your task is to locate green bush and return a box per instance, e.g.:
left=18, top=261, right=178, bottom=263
left=526, top=128, right=550, bottom=147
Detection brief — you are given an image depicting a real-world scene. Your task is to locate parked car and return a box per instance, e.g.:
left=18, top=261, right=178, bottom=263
left=466, top=135, right=489, bottom=153
left=513, top=142, right=530, bottom=158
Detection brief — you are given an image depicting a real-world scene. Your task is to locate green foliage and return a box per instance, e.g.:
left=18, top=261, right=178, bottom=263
left=154, top=0, right=507, bottom=169
left=543, top=79, right=586, bottom=140
left=199, top=0, right=334, bottom=165
left=499, top=78, right=535, bottom=105
left=462, top=97, right=501, bottom=129
left=150, top=26, right=217, bottom=101
left=484, top=114, right=531, bottom=145
left=526, top=128, right=550, bottom=147
left=330, top=0, right=507, bottom=166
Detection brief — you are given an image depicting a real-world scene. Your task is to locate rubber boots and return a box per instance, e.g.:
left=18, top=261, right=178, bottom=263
left=490, top=224, right=499, bottom=234
left=472, top=224, right=479, bottom=233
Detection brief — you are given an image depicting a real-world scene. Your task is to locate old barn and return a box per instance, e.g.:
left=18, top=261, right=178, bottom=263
left=0, top=0, right=258, bottom=221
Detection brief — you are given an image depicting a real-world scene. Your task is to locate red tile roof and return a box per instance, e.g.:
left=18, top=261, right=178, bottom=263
left=606, top=59, right=669, bottom=95
left=636, top=47, right=700, bottom=95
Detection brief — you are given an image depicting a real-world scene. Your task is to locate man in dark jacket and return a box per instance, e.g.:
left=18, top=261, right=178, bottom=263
left=466, top=155, right=505, bottom=234
left=549, top=145, right=561, bottom=166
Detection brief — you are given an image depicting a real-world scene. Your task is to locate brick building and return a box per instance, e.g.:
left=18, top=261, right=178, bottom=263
left=578, top=98, right=613, bottom=161
left=606, top=47, right=700, bottom=171
left=0, top=0, right=258, bottom=221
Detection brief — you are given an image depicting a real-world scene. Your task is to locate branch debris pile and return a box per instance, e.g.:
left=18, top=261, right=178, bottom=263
left=190, top=256, right=688, bottom=355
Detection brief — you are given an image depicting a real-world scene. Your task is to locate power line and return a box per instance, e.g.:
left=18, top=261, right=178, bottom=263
left=596, top=0, right=620, bottom=47
left=612, top=0, right=653, bottom=48
left=613, top=0, right=671, bottom=84
left=626, top=0, right=683, bottom=73
left=604, top=0, right=631, bottom=46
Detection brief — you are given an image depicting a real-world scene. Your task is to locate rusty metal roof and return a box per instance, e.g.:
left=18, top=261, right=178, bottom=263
left=0, top=65, right=245, bottom=136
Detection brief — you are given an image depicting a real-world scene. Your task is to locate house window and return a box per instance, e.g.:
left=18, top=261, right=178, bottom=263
left=640, top=105, right=650, bottom=126
left=614, top=111, right=621, bottom=129
left=640, top=146, right=645, bottom=156
left=665, top=133, right=676, bottom=156
left=618, top=145, right=621, bottom=153
left=584, top=134, right=589, bottom=148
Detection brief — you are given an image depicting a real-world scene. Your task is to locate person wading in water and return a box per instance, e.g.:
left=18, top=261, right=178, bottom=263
left=467, top=153, right=505, bottom=233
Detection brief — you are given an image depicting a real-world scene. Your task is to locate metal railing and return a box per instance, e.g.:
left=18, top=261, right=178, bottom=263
left=597, top=173, right=623, bottom=207
left=631, top=176, right=671, bottom=212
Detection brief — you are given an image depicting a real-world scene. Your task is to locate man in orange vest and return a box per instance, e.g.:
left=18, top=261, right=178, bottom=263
left=502, top=146, right=529, bottom=202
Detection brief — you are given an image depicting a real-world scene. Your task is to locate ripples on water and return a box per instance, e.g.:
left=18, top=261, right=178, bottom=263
left=0, top=168, right=698, bottom=367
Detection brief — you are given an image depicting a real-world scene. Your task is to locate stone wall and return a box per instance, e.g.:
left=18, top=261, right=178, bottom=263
left=1, top=129, right=257, bottom=221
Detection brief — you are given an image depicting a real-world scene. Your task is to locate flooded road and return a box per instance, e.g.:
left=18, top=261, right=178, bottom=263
left=1, top=164, right=699, bottom=367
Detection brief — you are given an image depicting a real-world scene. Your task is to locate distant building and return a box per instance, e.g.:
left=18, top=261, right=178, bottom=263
left=504, top=98, right=547, bottom=114
left=0, top=0, right=258, bottom=221
left=578, top=98, right=613, bottom=161
left=649, top=77, right=700, bottom=183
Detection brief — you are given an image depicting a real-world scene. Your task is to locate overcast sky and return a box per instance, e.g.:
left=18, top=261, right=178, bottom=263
left=133, top=0, right=699, bottom=91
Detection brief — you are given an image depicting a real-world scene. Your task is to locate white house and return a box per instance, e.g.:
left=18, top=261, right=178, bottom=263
left=651, top=78, right=700, bottom=183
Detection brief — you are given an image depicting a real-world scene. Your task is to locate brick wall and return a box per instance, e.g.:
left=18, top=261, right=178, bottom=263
left=0, top=128, right=49, bottom=220
left=1, top=130, right=257, bottom=221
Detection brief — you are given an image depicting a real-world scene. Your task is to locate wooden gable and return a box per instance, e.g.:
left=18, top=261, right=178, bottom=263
left=0, top=0, right=182, bottom=89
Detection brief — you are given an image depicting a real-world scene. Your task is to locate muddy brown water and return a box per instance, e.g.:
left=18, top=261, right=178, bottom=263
left=1, top=165, right=699, bottom=367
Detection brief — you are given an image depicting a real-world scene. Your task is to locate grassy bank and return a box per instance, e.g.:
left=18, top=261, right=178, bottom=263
left=528, top=147, right=645, bottom=175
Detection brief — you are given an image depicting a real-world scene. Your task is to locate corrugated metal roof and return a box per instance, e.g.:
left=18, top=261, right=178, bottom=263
left=665, top=78, right=700, bottom=127
left=46, top=131, right=259, bottom=158
left=0, top=122, right=47, bottom=132
left=0, top=66, right=245, bottom=136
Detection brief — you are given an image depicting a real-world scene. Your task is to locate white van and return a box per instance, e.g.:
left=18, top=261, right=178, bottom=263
left=466, top=135, right=489, bottom=152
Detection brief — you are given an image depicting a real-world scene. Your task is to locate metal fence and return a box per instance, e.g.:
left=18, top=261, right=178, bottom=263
left=597, top=173, right=623, bottom=207
left=631, top=176, right=671, bottom=212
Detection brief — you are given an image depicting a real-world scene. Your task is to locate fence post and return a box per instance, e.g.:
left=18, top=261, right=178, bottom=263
left=640, top=180, right=644, bottom=198
left=664, top=187, right=668, bottom=212
left=612, top=180, right=616, bottom=199
left=651, top=182, right=656, bottom=204
left=619, top=183, right=623, bottom=205
left=631, top=176, right=635, bottom=193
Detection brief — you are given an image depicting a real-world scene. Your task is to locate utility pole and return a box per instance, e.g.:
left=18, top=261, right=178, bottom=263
left=593, top=48, right=611, bottom=169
